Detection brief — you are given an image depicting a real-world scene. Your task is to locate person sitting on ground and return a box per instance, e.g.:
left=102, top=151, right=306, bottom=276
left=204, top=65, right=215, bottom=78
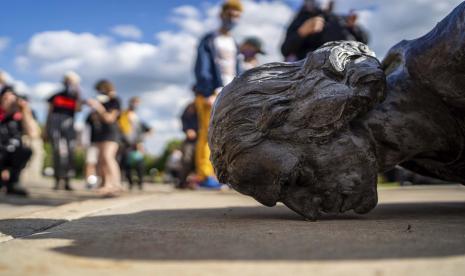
left=0, top=86, right=40, bottom=196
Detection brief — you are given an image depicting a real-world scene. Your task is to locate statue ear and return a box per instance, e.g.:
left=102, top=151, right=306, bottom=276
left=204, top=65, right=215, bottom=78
left=302, top=94, right=351, bottom=129
left=290, top=84, right=374, bottom=133
left=289, top=59, right=386, bottom=136
left=258, top=97, right=292, bottom=133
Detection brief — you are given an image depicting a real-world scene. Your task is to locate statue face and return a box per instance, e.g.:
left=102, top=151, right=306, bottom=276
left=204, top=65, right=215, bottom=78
left=227, top=125, right=378, bottom=220
left=210, top=41, right=385, bottom=220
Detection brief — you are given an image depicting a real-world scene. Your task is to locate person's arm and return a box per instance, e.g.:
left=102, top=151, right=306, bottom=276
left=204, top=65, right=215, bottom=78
left=43, top=102, right=54, bottom=141
left=194, top=35, right=216, bottom=98
left=281, top=29, right=305, bottom=58
left=87, top=99, right=120, bottom=124
left=281, top=14, right=324, bottom=58
left=75, top=98, right=83, bottom=112
left=18, top=99, right=41, bottom=138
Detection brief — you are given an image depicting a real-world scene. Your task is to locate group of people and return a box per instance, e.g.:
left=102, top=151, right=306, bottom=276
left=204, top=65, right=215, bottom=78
left=1, top=0, right=369, bottom=195
left=0, top=71, right=151, bottom=197
left=175, top=0, right=368, bottom=189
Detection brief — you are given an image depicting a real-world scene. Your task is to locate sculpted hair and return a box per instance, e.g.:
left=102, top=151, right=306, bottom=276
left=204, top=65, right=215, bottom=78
left=209, top=41, right=386, bottom=183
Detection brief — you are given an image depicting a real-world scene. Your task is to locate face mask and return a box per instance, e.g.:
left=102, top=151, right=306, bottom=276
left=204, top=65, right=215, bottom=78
left=242, top=49, right=257, bottom=59
left=222, top=18, right=238, bottom=31
left=305, top=0, right=319, bottom=10
left=96, top=94, right=110, bottom=104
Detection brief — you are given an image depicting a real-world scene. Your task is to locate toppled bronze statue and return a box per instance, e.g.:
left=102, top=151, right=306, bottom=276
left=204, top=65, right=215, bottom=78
left=209, top=3, right=465, bottom=220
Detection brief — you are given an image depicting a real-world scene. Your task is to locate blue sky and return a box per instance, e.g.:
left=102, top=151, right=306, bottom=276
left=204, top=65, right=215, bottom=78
left=0, top=0, right=462, bottom=154
left=0, top=0, right=217, bottom=81
left=0, top=0, right=305, bottom=85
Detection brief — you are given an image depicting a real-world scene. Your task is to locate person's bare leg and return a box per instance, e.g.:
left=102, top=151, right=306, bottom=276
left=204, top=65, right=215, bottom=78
left=105, top=141, right=122, bottom=190
left=96, top=141, right=122, bottom=196
left=96, top=142, right=113, bottom=195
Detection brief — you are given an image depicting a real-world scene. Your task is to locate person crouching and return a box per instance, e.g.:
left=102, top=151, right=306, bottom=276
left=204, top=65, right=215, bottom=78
left=0, top=86, right=39, bottom=196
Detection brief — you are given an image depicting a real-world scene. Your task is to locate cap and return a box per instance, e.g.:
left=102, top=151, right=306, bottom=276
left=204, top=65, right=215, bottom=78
left=243, top=37, right=266, bottom=54
left=0, top=85, right=16, bottom=97
left=222, top=0, right=243, bottom=12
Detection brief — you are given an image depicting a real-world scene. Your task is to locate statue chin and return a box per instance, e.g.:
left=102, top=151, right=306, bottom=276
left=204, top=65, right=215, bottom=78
left=280, top=187, right=378, bottom=220
left=225, top=133, right=379, bottom=220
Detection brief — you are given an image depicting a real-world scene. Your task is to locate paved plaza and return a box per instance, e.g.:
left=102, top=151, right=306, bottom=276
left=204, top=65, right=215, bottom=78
left=1, top=180, right=465, bottom=275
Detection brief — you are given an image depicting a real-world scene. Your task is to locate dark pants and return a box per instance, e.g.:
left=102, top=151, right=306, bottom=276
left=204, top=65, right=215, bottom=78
left=0, top=147, right=32, bottom=191
left=179, top=140, right=196, bottom=188
left=121, top=150, right=144, bottom=189
left=47, top=114, right=76, bottom=181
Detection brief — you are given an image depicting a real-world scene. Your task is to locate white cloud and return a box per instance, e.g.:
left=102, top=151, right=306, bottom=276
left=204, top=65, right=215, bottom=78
left=0, top=37, right=10, bottom=52
left=110, top=24, right=143, bottom=40
left=15, top=56, right=31, bottom=71
left=28, top=31, right=109, bottom=61
left=10, top=0, right=465, bottom=154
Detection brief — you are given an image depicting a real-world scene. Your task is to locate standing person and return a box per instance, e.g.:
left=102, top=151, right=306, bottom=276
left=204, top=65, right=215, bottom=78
left=345, top=10, right=369, bottom=45
left=194, top=0, right=243, bottom=188
left=84, top=113, right=100, bottom=189
left=46, top=72, right=81, bottom=191
left=86, top=80, right=123, bottom=196
left=118, top=97, right=151, bottom=190
left=281, top=0, right=368, bottom=61
left=240, top=37, right=266, bottom=71
left=0, top=86, right=39, bottom=196
left=179, top=101, right=198, bottom=189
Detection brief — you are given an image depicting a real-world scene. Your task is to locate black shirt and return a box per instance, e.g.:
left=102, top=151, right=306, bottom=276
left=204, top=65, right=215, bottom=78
left=181, top=103, right=198, bottom=141
left=281, top=8, right=368, bottom=61
left=0, top=109, right=24, bottom=152
left=48, top=89, right=79, bottom=117
left=86, top=97, right=121, bottom=143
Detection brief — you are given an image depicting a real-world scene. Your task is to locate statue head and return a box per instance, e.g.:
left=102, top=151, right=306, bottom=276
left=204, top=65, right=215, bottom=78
left=209, top=41, right=386, bottom=219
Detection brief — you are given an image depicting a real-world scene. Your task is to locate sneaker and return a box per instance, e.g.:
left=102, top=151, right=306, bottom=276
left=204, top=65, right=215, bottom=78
left=86, top=175, right=100, bottom=190
left=199, top=176, right=222, bottom=189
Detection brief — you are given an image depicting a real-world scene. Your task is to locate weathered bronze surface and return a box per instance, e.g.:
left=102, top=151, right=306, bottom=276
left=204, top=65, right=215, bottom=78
left=209, top=3, right=465, bottom=219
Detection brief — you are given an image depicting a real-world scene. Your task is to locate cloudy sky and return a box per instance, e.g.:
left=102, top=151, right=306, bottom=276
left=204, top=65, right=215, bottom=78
left=0, top=0, right=462, bottom=154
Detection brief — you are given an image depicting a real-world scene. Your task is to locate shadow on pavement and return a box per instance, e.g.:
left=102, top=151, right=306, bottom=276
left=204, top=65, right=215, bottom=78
left=1, top=201, right=465, bottom=261
left=0, top=181, right=105, bottom=207
left=0, top=218, right=68, bottom=239
left=0, top=194, right=99, bottom=207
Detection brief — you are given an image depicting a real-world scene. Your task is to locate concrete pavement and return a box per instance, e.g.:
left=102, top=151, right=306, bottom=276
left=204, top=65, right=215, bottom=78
left=1, top=182, right=465, bottom=275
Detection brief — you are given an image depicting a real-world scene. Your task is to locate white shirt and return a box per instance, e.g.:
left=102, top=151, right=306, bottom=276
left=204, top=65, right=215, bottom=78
left=214, top=33, right=237, bottom=88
